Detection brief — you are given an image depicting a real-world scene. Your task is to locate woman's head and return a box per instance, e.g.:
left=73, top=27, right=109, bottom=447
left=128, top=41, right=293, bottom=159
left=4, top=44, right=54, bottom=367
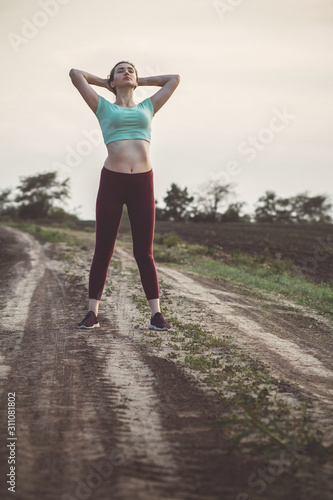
left=108, top=61, right=138, bottom=96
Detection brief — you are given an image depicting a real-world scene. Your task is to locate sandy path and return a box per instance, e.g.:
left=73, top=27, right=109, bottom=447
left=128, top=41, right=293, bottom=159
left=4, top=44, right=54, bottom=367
left=0, top=228, right=243, bottom=499
left=0, top=227, right=46, bottom=381
left=114, top=245, right=333, bottom=407
left=0, top=227, right=332, bottom=500
left=157, top=264, right=333, bottom=406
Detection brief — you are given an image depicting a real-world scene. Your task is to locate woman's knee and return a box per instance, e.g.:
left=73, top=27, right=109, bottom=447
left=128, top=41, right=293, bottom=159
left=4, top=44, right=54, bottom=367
left=133, top=249, right=154, bottom=266
left=92, top=250, right=113, bottom=268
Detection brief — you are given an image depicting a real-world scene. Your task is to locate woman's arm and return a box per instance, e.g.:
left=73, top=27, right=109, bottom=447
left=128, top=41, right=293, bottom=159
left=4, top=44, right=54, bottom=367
left=69, top=69, right=111, bottom=113
left=138, top=74, right=180, bottom=114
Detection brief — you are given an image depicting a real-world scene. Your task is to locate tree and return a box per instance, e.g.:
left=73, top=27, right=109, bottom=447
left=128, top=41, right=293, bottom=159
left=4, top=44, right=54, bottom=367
left=275, top=196, right=294, bottom=223
left=163, top=183, right=194, bottom=221
left=254, top=190, right=332, bottom=223
left=0, top=188, right=18, bottom=218
left=0, top=188, right=12, bottom=214
left=194, top=180, right=232, bottom=222
left=221, top=202, right=247, bottom=222
left=254, top=191, right=277, bottom=222
left=15, top=171, right=70, bottom=219
left=292, top=193, right=332, bottom=223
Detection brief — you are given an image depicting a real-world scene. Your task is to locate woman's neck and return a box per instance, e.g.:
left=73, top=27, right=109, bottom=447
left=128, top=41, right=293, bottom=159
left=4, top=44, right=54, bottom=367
left=114, top=89, right=135, bottom=108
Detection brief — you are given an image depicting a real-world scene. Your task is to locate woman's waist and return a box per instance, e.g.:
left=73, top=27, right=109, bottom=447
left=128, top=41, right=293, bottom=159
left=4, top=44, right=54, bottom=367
left=106, top=138, right=150, bottom=156
left=103, top=156, right=152, bottom=174
left=104, top=139, right=151, bottom=173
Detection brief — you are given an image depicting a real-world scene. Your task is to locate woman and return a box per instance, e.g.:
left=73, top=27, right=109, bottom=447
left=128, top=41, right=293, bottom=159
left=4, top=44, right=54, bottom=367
left=69, top=61, right=180, bottom=330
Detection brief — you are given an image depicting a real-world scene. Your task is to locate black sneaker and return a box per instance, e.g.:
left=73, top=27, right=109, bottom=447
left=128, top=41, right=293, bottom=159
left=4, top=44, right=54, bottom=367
left=77, top=310, right=100, bottom=329
left=149, top=312, right=171, bottom=331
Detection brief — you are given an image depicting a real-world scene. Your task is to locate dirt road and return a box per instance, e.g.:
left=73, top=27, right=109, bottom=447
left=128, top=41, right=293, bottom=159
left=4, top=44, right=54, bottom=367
left=0, top=225, right=332, bottom=500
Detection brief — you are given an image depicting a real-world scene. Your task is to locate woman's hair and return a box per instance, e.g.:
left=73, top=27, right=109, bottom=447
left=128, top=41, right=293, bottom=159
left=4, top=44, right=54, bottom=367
left=108, top=60, right=138, bottom=96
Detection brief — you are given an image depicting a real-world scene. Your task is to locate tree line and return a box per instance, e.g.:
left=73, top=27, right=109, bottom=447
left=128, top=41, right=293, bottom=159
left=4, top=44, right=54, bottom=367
left=0, top=171, right=331, bottom=224
left=157, top=181, right=332, bottom=224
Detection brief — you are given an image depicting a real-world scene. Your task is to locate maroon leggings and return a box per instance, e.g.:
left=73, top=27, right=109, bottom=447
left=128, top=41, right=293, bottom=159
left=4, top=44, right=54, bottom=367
left=89, top=167, right=159, bottom=301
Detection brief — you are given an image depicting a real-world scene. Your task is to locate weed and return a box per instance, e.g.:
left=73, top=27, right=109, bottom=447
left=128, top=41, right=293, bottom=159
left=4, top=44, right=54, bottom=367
left=154, top=232, right=181, bottom=247
left=104, top=287, right=113, bottom=297
left=167, top=351, right=179, bottom=359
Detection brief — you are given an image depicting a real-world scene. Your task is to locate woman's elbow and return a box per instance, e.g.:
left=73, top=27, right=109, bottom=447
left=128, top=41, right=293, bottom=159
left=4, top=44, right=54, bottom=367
left=69, top=68, right=79, bottom=80
left=173, top=74, right=180, bottom=87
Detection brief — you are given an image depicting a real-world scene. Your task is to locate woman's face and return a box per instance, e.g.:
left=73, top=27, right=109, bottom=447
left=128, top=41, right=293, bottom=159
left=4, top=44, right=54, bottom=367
left=111, top=63, right=138, bottom=93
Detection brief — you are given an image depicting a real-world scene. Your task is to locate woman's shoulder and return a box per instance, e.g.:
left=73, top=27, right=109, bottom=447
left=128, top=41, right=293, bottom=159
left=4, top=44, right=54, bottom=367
left=139, top=97, right=154, bottom=116
left=96, top=95, right=113, bottom=115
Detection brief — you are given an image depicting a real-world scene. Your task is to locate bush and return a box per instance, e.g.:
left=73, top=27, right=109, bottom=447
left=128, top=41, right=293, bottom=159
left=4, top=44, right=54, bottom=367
left=154, top=232, right=181, bottom=248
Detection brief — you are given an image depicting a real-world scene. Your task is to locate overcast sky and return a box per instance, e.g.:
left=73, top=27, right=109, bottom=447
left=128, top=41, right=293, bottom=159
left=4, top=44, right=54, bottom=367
left=1, top=0, right=332, bottom=219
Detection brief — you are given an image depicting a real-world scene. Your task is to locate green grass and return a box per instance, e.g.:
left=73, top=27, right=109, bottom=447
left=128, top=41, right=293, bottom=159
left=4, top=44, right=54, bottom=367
left=152, top=235, right=333, bottom=318
left=132, top=290, right=330, bottom=464
left=4, top=222, right=77, bottom=244
left=3, top=222, right=96, bottom=248
left=4, top=221, right=332, bottom=317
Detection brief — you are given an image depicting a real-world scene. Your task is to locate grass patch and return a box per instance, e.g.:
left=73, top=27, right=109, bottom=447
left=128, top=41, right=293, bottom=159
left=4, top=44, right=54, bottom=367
left=128, top=276, right=333, bottom=482
left=5, top=222, right=83, bottom=246
left=153, top=238, right=333, bottom=318
left=130, top=288, right=326, bottom=456
left=132, top=289, right=331, bottom=465
left=9, top=222, right=333, bottom=317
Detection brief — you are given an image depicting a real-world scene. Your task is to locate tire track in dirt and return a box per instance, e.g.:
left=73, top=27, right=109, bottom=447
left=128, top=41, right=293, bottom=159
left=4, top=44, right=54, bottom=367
left=0, top=227, right=249, bottom=500
left=2, top=227, right=332, bottom=499
left=0, top=227, right=46, bottom=332
left=0, top=228, right=121, bottom=498
left=0, top=263, right=121, bottom=499
left=114, top=246, right=333, bottom=450
left=155, top=263, right=333, bottom=408
left=80, top=320, right=181, bottom=500
left=72, top=262, right=246, bottom=500
left=92, top=267, right=246, bottom=500
left=0, top=227, right=46, bottom=382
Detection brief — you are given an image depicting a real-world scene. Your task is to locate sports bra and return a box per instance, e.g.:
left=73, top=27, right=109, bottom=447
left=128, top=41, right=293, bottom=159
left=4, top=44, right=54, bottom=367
left=95, top=96, right=155, bottom=145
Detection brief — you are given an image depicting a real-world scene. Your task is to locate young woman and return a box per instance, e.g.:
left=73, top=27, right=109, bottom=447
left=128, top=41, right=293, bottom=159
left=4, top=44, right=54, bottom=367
left=69, top=61, right=180, bottom=330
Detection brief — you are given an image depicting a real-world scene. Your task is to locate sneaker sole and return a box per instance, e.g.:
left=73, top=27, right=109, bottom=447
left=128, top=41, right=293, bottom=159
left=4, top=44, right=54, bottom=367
left=77, top=323, right=100, bottom=329
left=148, top=324, right=171, bottom=331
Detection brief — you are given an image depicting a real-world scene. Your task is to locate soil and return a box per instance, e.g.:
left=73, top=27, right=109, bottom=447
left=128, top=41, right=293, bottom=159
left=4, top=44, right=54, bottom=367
left=149, top=220, right=333, bottom=283
left=0, top=225, right=332, bottom=500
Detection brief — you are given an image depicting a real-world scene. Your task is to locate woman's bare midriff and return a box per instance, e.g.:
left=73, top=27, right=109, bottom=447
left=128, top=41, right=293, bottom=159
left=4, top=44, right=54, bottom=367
left=103, top=139, right=152, bottom=173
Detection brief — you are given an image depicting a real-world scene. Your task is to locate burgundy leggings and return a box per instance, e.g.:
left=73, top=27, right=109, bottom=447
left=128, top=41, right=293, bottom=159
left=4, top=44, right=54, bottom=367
left=89, top=167, right=159, bottom=301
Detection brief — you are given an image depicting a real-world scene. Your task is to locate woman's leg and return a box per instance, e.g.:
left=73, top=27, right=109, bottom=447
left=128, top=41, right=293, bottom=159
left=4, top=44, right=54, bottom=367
left=88, top=169, right=124, bottom=310
left=126, top=170, right=160, bottom=313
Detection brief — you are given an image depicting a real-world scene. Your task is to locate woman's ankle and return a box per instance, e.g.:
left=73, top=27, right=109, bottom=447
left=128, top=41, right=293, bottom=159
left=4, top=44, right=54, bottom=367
left=148, top=298, right=160, bottom=317
left=88, top=298, right=100, bottom=316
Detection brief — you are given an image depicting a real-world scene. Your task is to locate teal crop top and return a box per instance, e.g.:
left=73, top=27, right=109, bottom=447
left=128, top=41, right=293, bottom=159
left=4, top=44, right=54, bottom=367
left=95, top=96, right=155, bottom=145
